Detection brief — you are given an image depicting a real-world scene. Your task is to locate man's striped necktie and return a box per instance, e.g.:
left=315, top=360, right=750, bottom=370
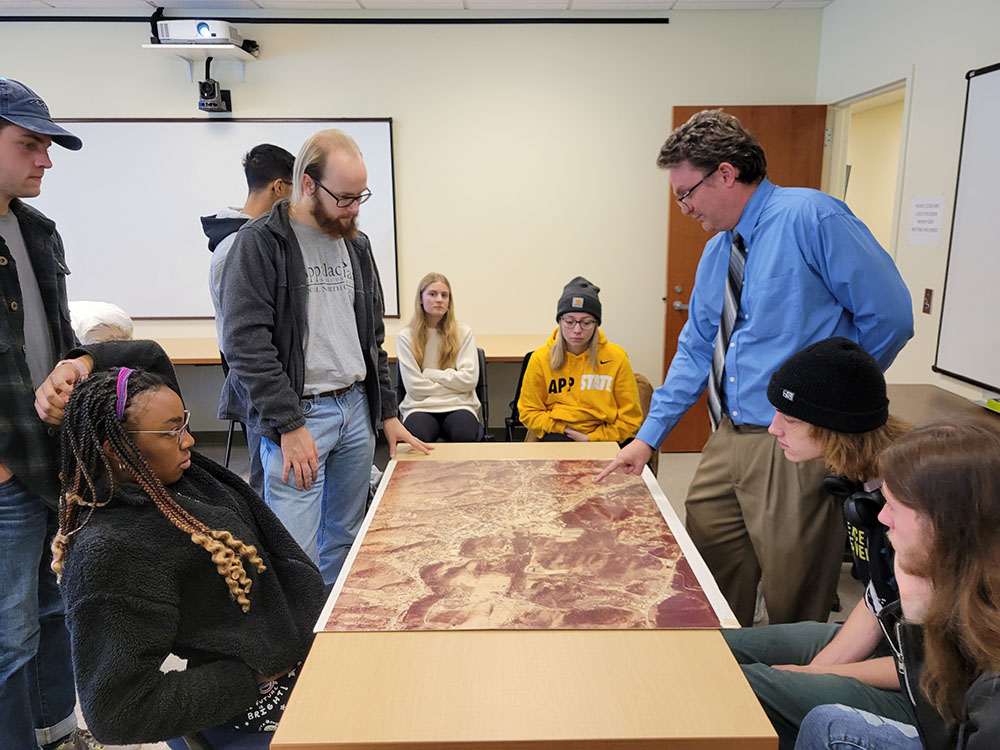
left=707, top=231, right=747, bottom=430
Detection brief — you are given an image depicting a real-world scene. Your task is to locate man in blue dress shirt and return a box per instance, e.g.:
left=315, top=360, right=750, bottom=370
left=598, top=110, right=913, bottom=626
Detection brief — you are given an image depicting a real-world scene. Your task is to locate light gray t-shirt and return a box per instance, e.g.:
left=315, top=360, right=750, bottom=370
left=0, top=210, right=55, bottom=387
left=291, top=219, right=366, bottom=394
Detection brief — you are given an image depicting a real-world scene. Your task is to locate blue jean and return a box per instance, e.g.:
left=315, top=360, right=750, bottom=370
left=795, top=704, right=921, bottom=750
left=260, top=385, right=375, bottom=585
left=166, top=727, right=273, bottom=749
left=0, top=476, right=77, bottom=748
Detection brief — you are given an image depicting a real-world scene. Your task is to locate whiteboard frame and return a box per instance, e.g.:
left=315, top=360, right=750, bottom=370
left=932, top=63, right=1000, bottom=393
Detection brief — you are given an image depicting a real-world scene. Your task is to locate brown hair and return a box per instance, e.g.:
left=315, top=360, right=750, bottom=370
left=809, top=415, right=910, bottom=482
left=880, top=423, right=1000, bottom=722
left=407, top=272, right=459, bottom=370
left=53, top=369, right=266, bottom=613
left=657, top=109, right=767, bottom=185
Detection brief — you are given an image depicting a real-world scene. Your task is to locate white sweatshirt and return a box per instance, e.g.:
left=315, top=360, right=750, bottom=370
left=396, top=322, right=480, bottom=420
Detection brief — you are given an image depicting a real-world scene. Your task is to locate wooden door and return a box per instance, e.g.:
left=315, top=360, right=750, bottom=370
left=660, top=105, right=828, bottom=452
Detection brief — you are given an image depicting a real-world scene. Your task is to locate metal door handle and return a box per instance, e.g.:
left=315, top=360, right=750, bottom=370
left=672, top=300, right=690, bottom=311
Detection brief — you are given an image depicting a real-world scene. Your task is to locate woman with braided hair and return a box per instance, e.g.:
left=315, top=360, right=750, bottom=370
left=52, top=365, right=325, bottom=748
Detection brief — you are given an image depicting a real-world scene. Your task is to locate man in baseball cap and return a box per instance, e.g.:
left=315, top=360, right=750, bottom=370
left=0, top=78, right=97, bottom=748
left=0, top=77, right=82, bottom=151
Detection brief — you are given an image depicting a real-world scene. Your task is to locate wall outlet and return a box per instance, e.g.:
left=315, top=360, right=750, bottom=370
left=922, top=288, right=933, bottom=314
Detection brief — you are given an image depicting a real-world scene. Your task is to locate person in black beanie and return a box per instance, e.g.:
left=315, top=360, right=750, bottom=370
left=723, top=337, right=911, bottom=750
left=517, top=277, right=642, bottom=443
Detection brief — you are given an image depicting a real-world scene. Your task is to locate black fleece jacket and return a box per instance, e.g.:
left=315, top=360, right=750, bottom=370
left=61, top=454, right=325, bottom=744
left=58, top=342, right=325, bottom=744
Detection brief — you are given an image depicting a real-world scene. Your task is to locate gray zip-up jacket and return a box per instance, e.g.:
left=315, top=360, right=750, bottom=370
left=218, top=200, right=396, bottom=444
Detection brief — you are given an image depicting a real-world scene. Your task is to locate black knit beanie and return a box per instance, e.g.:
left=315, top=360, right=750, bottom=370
left=767, top=337, right=888, bottom=433
left=556, top=276, right=602, bottom=325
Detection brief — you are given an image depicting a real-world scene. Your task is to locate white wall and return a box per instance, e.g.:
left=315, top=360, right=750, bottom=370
left=1, top=13, right=821, bottom=387
left=817, top=0, right=1000, bottom=398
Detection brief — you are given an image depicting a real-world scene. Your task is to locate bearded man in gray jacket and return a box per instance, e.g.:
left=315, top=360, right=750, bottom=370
left=220, top=128, right=428, bottom=584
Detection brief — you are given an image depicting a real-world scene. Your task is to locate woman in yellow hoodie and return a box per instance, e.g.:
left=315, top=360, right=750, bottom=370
left=518, top=277, right=642, bottom=443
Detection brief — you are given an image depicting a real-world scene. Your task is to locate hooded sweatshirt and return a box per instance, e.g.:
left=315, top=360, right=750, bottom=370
left=201, top=207, right=251, bottom=348
left=517, top=328, right=642, bottom=442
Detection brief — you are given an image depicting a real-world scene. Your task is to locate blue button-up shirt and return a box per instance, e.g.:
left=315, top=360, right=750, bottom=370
left=638, top=179, right=913, bottom=448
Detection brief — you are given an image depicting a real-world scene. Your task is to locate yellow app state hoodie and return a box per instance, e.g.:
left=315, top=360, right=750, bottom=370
left=517, top=328, right=642, bottom=442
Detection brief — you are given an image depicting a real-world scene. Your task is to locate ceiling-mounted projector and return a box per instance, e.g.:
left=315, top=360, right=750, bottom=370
left=157, top=20, right=243, bottom=45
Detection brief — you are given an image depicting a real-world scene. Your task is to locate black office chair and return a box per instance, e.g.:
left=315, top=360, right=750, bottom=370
left=504, top=351, right=534, bottom=442
left=219, top=351, right=245, bottom=469
left=394, top=347, right=489, bottom=441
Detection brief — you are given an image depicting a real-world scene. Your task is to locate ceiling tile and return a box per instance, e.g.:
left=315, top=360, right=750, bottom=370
left=774, top=0, right=832, bottom=7
left=152, top=0, right=260, bottom=8
left=38, top=0, right=152, bottom=6
left=467, top=0, right=568, bottom=8
left=674, top=0, right=776, bottom=8
left=359, top=0, right=464, bottom=7
left=570, top=0, right=671, bottom=8
left=252, top=0, right=362, bottom=7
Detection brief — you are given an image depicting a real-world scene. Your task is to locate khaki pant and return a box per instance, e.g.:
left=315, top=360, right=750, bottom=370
left=684, top=418, right=845, bottom=627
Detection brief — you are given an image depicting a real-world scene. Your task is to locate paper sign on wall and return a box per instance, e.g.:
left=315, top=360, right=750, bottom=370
left=909, top=196, right=944, bottom=246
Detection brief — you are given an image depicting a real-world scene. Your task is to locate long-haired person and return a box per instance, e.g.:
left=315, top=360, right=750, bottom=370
left=396, top=273, right=481, bottom=442
left=52, top=363, right=324, bottom=748
left=724, top=338, right=911, bottom=749
left=517, top=277, right=642, bottom=443
left=795, top=423, right=1000, bottom=750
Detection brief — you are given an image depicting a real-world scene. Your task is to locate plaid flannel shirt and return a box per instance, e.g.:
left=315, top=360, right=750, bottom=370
left=0, top=199, right=77, bottom=510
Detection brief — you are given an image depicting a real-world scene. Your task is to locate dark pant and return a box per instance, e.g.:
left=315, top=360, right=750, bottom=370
left=723, top=623, right=909, bottom=750
left=404, top=410, right=481, bottom=442
left=684, top=418, right=843, bottom=626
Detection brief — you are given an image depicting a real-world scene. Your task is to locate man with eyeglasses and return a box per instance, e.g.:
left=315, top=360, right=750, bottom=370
left=598, top=109, right=913, bottom=628
left=202, top=142, right=294, bottom=497
left=219, top=128, right=428, bottom=585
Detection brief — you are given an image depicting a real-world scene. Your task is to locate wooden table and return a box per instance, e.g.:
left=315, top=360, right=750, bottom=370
left=888, top=383, right=1000, bottom=428
left=272, top=443, right=776, bottom=750
left=155, top=333, right=546, bottom=366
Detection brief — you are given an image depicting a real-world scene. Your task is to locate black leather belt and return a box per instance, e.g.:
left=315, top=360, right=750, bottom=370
left=306, top=382, right=357, bottom=401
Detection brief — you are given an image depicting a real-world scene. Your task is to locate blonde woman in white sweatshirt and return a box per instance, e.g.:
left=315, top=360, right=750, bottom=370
left=396, top=273, right=481, bottom=442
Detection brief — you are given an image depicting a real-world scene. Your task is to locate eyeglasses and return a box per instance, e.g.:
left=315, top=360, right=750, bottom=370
left=314, top=179, right=372, bottom=208
left=561, top=317, right=596, bottom=331
left=676, top=166, right=717, bottom=210
left=127, top=410, right=191, bottom=445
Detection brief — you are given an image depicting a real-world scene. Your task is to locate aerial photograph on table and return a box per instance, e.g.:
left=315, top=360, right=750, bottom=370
left=320, top=458, right=725, bottom=632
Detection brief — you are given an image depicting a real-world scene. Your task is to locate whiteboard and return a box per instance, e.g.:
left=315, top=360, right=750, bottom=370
left=933, top=63, right=1000, bottom=393
left=28, top=118, right=399, bottom=318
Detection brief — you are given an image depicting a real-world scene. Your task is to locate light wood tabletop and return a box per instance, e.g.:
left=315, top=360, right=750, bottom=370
left=155, top=333, right=547, bottom=366
left=272, top=442, right=776, bottom=750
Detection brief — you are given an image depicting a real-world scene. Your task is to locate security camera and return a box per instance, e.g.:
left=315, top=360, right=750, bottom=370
left=198, top=77, right=232, bottom=113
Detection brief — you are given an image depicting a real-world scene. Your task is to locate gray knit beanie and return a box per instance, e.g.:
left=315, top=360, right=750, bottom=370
left=556, top=276, right=602, bottom=325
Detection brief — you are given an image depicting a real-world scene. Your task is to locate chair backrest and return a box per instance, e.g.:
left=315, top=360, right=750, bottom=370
left=394, top=357, right=407, bottom=406
left=475, top=347, right=489, bottom=428
left=505, top=350, right=535, bottom=441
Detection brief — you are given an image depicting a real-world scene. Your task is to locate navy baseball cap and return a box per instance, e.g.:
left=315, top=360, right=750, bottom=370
left=0, top=78, right=82, bottom=151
